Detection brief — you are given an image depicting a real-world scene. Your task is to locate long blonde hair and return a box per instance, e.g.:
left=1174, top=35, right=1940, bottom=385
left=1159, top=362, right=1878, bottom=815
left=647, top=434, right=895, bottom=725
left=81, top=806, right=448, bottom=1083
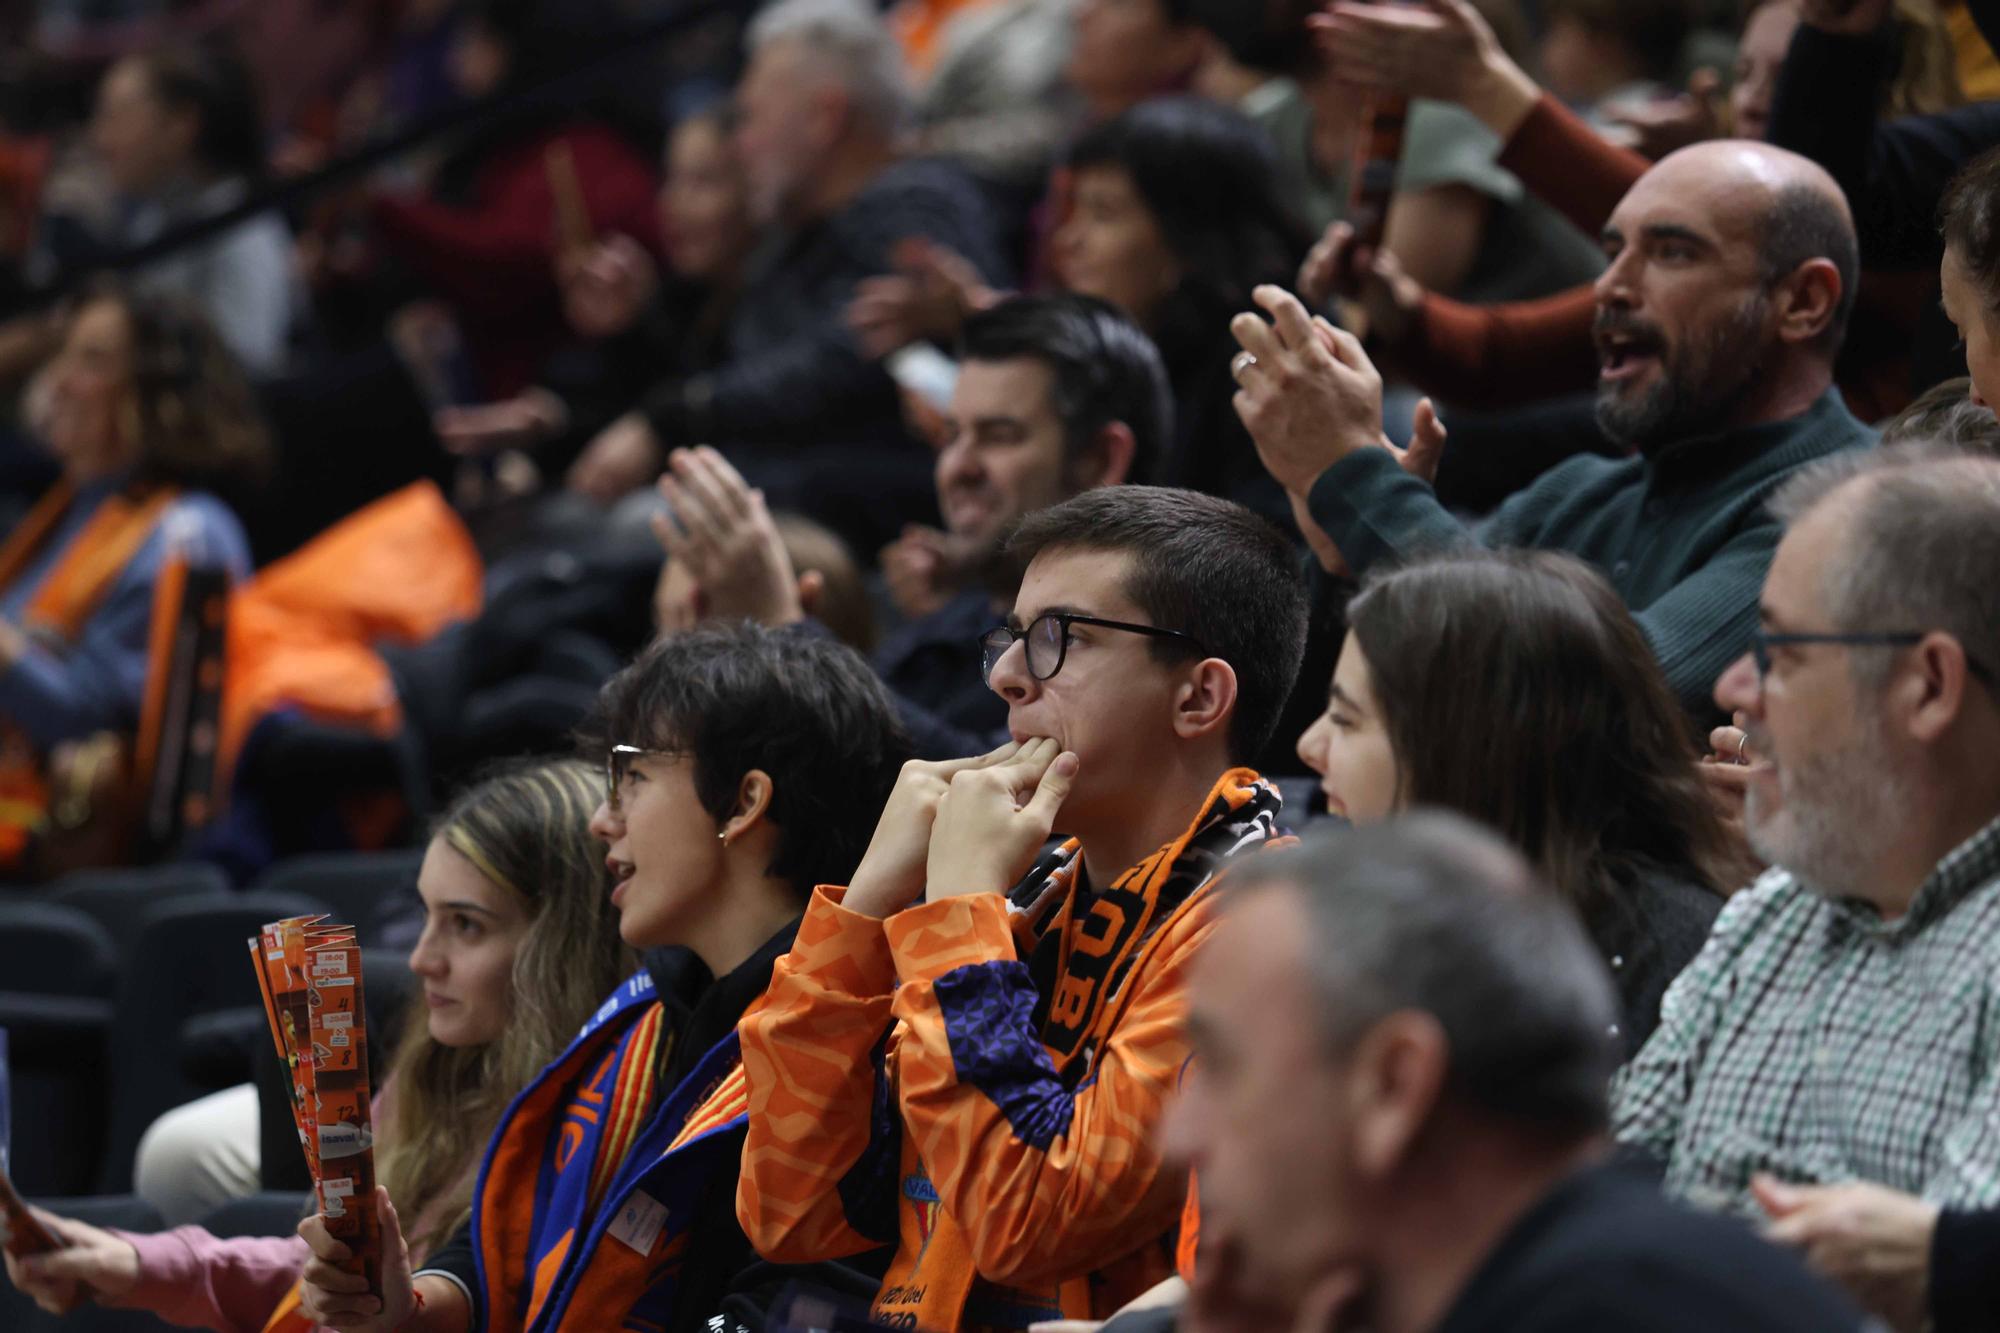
left=1888, top=0, right=1963, bottom=118
left=374, top=758, right=635, bottom=1259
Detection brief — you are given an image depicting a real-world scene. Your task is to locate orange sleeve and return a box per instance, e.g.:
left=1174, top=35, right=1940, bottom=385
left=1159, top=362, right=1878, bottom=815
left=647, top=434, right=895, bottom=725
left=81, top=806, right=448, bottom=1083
left=884, top=892, right=1213, bottom=1288
left=1395, top=285, right=1599, bottom=409
left=736, top=886, right=903, bottom=1262
left=1496, top=92, right=1647, bottom=236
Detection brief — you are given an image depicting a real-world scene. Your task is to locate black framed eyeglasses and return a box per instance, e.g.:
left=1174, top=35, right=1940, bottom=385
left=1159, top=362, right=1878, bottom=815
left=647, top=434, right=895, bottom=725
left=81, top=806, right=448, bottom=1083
left=605, top=744, right=673, bottom=814
left=1750, top=629, right=1996, bottom=688
left=979, top=612, right=1207, bottom=686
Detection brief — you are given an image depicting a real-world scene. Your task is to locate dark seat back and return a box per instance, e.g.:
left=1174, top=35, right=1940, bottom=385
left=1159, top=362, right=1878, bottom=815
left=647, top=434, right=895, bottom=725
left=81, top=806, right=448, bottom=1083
left=95, top=890, right=326, bottom=1194
left=252, top=849, right=424, bottom=947
left=0, top=903, right=118, bottom=1193
left=0, top=901, right=114, bottom=996
left=46, top=862, right=232, bottom=963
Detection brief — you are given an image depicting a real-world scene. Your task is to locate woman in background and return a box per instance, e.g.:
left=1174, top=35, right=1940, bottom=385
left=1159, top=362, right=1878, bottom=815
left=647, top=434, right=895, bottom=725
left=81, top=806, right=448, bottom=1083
left=0, top=758, right=635, bottom=1332
left=1298, top=550, right=1745, bottom=1053
left=0, top=284, right=265, bottom=876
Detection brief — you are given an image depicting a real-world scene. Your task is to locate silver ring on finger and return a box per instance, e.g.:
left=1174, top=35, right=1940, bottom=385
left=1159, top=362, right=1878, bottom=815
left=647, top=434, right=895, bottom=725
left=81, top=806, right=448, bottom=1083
left=1230, top=351, right=1259, bottom=383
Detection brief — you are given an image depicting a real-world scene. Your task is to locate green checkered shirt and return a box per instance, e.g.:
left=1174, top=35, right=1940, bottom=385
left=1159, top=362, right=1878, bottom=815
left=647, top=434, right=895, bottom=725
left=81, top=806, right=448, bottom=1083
left=1613, top=813, right=2000, bottom=1218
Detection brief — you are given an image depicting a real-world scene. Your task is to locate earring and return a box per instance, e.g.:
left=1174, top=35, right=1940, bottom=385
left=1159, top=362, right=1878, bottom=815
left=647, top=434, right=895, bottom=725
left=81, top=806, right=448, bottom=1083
left=717, top=829, right=730, bottom=844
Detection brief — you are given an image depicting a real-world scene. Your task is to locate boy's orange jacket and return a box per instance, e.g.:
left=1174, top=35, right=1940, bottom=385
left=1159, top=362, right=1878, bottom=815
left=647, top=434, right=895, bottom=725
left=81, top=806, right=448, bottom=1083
left=736, top=768, right=1289, bottom=1332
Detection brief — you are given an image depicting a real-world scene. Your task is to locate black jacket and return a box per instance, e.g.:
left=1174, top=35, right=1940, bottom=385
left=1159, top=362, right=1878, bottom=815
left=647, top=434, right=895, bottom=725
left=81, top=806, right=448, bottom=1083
left=1768, top=12, right=2000, bottom=270
left=640, top=157, right=1008, bottom=453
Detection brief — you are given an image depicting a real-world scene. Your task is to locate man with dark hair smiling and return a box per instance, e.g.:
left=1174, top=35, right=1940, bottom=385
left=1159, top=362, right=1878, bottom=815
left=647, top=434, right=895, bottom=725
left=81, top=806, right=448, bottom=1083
left=1232, top=140, right=1876, bottom=722
left=655, top=292, right=1171, bottom=756
left=735, top=485, right=1308, bottom=1332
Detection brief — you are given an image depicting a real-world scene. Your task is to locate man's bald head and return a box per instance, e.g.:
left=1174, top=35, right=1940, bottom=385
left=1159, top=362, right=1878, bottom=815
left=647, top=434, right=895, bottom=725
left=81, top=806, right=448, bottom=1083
left=1648, top=141, right=1860, bottom=354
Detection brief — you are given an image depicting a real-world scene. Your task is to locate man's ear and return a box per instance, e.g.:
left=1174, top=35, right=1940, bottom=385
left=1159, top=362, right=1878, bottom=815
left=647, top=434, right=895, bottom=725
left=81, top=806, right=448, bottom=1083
left=1899, top=631, right=1976, bottom=746
left=1774, top=258, right=1843, bottom=347
left=1073, top=422, right=1138, bottom=489
left=723, top=768, right=776, bottom=842
left=1346, top=1011, right=1449, bottom=1185
left=1173, top=658, right=1238, bottom=746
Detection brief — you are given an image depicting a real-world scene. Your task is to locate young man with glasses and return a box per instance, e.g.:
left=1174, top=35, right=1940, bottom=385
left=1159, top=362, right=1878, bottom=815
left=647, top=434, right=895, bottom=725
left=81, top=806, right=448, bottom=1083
left=1611, top=449, right=2000, bottom=1328
left=736, top=486, right=1308, bottom=1332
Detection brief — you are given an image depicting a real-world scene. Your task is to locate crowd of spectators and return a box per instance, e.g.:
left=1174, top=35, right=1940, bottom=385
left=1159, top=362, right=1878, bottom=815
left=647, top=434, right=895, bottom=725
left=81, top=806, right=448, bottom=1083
left=7, top=0, right=2000, bottom=1331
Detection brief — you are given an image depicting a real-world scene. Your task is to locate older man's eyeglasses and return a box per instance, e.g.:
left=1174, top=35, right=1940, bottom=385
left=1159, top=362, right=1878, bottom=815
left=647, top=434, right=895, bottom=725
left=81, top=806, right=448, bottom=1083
left=1749, top=629, right=1996, bottom=687
left=979, top=612, right=1206, bottom=686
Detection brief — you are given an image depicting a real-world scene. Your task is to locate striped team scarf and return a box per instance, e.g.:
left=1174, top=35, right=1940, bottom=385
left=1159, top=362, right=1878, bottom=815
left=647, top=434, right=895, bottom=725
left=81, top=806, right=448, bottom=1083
left=474, top=972, right=757, bottom=1333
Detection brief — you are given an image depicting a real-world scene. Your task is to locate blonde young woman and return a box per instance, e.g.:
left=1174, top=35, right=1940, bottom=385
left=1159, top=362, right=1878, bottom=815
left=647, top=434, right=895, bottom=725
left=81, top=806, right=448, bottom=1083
left=0, top=759, right=634, bottom=1331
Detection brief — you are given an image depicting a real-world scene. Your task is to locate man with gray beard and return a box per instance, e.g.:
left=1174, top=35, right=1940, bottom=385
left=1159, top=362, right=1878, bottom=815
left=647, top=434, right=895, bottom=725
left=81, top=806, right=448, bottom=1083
left=1231, top=140, right=1874, bottom=722
left=1612, top=450, right=2000, bottom=1328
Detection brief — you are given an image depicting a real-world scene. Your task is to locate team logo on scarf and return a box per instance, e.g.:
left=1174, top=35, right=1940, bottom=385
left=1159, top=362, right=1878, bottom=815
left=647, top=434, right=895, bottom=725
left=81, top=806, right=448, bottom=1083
left=1024, top=774, right=1286, bottom=1064
left=902, top=1171, right=943, bottom=1270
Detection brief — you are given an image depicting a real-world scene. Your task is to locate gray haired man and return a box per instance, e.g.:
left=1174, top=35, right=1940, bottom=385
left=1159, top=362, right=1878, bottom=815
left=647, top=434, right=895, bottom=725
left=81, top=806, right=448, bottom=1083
left=1614, top=450, right=2000, bottom=1323
left=566, top=0, right=1007, bottom=548
left=1163, top=815, right=1864, bottom=1333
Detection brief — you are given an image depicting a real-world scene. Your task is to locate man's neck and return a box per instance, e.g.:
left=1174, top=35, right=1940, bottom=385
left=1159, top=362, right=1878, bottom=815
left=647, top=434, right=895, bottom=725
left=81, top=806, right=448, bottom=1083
left=796, top=135, right=898, bottom=226
left=1370, top=1133, right=1605, bottom=1333
left=1712, top=360, right=1832, bottom=439
left=1857, top=766, right=2000, bottom=920
left=1073, top=750, right=1236, bottom=888
left=1637, top=357, right=1832, bottom=459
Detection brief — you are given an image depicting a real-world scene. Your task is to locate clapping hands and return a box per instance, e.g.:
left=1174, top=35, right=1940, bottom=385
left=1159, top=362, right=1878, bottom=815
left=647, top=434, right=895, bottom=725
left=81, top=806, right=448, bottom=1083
left=650, top=446, right=817, bottom=630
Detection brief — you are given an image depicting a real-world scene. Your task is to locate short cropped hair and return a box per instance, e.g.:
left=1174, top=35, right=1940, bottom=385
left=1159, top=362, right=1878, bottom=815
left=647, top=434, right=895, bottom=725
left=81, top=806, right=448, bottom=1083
left=588, top=622, right=909, bottom=893
left=1006, top=486, right=1308, bottom=761
left=1234, top=813, right=1620, bottom=1138
left=959, top=293, right=1173, bottom=479
left=747, top=0, right=913, bottom=136
left=1769, top=448, right=2000, bottom=690
left=1759, top=183, right=1860, bottom=356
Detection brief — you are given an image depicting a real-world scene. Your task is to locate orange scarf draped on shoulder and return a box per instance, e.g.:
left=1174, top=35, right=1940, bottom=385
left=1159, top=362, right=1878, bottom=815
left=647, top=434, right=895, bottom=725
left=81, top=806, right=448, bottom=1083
left=0, top=480, right=181, bottom=641
left=0, top=480, right=182, bottom=867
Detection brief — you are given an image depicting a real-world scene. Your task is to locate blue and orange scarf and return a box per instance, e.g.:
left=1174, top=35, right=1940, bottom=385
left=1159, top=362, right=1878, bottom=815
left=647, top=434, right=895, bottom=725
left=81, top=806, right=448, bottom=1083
left=472, top=971, right=755, bottom=1333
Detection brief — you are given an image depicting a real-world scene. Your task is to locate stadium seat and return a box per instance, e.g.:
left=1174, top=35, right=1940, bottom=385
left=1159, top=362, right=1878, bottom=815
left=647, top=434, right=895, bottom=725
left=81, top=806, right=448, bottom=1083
left=45, top=862, right=233, bottom=964
left=252, top=848, right=425, bottom=947
left=0, top=902, right=116, bottom=1195
left=95, top=891, right=326, bottom=1194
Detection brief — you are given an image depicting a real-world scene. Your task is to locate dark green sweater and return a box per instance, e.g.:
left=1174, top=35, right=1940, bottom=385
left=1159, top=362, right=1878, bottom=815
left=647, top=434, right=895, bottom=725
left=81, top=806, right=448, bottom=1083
left=1307, top=388, right=1877, bottom=721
